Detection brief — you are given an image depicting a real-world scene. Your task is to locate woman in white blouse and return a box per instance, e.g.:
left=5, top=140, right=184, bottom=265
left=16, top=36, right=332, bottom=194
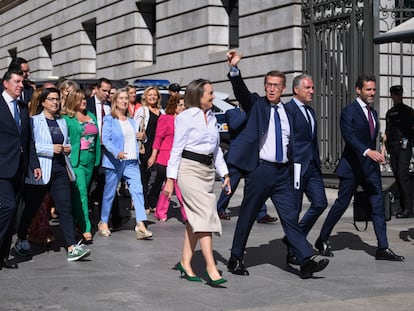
left=164, top=79, right=231, bottom=287
left=99, top=89, right=151, bottom=240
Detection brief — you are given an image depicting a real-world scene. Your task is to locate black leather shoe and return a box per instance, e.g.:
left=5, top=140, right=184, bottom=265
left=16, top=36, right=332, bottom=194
left=227, top=255, right=249, bottom=275
left=396, top=209, right=413, bottom=218
left=257, top=214, right=278, bottom=224
left=287, top=253, right=300, bottom=266
left=375, top=248, right=405, bottom=261
left=300, top=257, right=329, bottom=279
left=315, top=239, right=334, bottom=257
left=1, top=258, right=18, bottom=269
left=218, top=212, right=231, bottom=220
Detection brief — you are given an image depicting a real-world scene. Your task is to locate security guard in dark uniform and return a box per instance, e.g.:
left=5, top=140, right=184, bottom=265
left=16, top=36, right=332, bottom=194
left=382, top=85, right=414, bottom=218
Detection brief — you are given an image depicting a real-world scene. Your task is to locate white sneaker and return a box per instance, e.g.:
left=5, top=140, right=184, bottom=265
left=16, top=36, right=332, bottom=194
left=14, top=239, right=31, bottom=256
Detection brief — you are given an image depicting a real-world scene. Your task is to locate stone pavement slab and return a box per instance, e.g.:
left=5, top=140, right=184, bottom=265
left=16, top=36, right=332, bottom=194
left=1, top=186, right=414, bottom=311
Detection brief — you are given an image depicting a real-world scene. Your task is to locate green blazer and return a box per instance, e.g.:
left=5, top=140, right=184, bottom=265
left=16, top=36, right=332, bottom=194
left=63, top=111, right=101, bottom=168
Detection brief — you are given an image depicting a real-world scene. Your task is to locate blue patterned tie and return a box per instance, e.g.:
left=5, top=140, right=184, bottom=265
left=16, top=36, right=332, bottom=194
left=274, top=105, right=283, bottom=162
left=13, top=100, right=21, bottom=132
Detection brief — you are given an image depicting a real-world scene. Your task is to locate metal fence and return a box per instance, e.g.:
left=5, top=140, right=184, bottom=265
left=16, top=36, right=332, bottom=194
left=302, top=0, right=414, bottom=173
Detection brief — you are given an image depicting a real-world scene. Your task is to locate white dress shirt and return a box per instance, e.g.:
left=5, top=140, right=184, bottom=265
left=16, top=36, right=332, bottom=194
left=166, top=107, right=228, bottom=179
left=293, top=97, right=314, bottom=133
left=94, top=95, right=111, bottom=135
left=356, top=97, right=376, bottom=128
left=356, top=97, right=376, bottom=156
left=2, top=91, right=18, bottom=119
left=259, top=103, right=290, bottom=163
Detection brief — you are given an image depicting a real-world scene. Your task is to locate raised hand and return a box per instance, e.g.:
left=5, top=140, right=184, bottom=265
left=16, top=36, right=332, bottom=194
left=226, top=49, right=242, bottom=67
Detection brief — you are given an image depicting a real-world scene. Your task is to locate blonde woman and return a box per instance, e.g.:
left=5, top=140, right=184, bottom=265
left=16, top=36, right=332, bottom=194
left=62, top=88, right=100, bottom=242
left=99, top=89, right=151, bottom=239
left=58, top=79, right=79, bottom=109
left=134, top=86, right=163, bottom=213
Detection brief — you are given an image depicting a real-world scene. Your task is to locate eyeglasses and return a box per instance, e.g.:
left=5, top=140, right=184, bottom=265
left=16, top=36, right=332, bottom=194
left=265, top=82, right=284, bottom=90
left=46, top=97, right=60, bottom=102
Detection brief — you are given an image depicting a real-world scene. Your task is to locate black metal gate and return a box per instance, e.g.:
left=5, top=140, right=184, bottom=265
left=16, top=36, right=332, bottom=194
left=301, top=0, right=375, bottom=172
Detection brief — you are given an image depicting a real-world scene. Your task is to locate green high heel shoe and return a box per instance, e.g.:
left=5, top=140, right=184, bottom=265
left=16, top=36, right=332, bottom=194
left=176, top=262, right=202, bottom=282
left=205, top=271, right=227, bottom=287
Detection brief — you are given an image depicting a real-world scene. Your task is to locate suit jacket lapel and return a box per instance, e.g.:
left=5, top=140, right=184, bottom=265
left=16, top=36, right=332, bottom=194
left=353, top=101, right=371, bottom=132
left=0, top=95, right=19, bottom=133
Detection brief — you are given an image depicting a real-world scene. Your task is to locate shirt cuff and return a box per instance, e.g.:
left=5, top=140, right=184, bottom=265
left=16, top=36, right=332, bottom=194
left=363, top=148, right=369, bottom=156
left=229, top=66, right=240, bottom=77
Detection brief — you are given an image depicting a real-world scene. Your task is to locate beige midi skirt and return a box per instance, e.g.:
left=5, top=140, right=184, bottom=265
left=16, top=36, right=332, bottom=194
left=177, top=158, right=222, bottom=236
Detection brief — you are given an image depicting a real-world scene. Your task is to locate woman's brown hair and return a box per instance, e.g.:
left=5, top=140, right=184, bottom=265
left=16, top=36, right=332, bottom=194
left=184, top=79, right=211, bottom=109
left=165, top=94, right=184, bottom=115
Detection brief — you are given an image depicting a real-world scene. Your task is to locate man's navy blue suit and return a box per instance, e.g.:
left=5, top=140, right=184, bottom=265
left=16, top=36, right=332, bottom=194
left=216, top=106, right=268, bottom=219
left=0, top=93, right=39, bottom=261
left=227, top=73, right=314, bottom=263
left=284, top=99, right=327, bottom=235
left=317, top=100, right=388, bottom=248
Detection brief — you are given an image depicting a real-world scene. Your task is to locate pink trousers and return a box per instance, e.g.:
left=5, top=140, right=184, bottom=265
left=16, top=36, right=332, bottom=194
left=154, top=180, right=187, bottom=222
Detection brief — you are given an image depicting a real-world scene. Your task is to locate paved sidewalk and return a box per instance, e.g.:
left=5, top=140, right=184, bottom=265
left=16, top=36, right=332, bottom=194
left=1, top=185, right=414, bottom=311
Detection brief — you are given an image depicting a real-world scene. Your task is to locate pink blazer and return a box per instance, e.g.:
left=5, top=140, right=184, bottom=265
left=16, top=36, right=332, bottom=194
left=153, top=114, right=174, bottom=166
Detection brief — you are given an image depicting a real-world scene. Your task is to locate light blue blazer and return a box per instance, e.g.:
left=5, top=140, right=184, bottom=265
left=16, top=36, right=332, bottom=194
left=26, top=111, right=75, bottom=185
left=102, top=115, right=140, bottom=170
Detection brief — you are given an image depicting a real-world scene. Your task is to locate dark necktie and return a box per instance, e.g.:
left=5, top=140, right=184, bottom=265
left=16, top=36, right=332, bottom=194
left=303, top=105, right=313, bottom=132
left=274, top=105, right=283, bottom=162
left=366, top=105, right=375, bottom=138
left=13, top=100, right=21, bottom=132
left=101, top=102, right=106, bottom=119
left=100, top=102, right=106, bottom=142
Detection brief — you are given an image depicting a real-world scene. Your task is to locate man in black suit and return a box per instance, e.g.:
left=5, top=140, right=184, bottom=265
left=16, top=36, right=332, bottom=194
left=0, top=69, right=41, bottom=269
left=86, top=78, right=123, bottom=228
left=225, top=50, right=329, bottom=279
left=283, top=75, right=327, bottom=264
left=7, top=57, right=34, bottom=105
left=315, top=75, right=404, bottom=261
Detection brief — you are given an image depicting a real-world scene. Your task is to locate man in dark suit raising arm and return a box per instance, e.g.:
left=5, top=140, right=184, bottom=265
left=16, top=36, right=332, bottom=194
left=0, top=69, right=41, bottom=269
left=225, top=50, right=329, bottom=279
left=315, top=75, right=404, bottom=261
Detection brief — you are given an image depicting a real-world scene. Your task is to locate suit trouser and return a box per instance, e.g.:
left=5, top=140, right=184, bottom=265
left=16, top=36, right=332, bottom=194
left=140, top=162, right=152, bottom=210
left=389, top=144, right=413, bottom=212
left=19, top=170, right=77, bottom=247
left=71, top=150, right=95, bottom=233
left=216, top=163, right=268, bottom=219
left=101, top=160, right=146, bottom=224
left=0, top=177, right=19, bottom=260
left=230, top=162, right=314, bottom=263
left=297, top=161, right=328, bottom=236
left=147, top=163, right=167, bottom=209
left=318, top=173, right=389, bottom=249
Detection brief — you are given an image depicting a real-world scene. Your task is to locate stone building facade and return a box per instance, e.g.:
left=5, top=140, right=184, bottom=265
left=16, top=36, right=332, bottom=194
left=1, top=0, right=413, bottom=168
left=0, top=0, right=303, bottom=97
